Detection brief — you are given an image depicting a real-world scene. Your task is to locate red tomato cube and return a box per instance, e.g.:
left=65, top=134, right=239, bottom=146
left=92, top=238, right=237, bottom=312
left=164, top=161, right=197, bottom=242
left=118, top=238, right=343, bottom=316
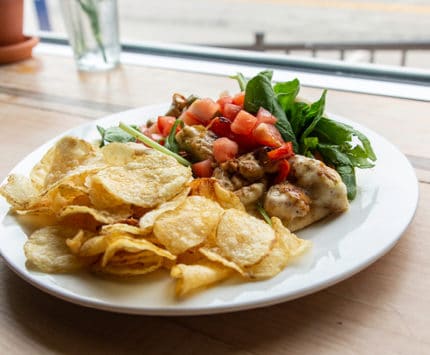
left=217, top=95, right=233, bottom=110
left=232, top=92, right=245, bottom=108
left=213, top=137, right=239, bottom=163
left=192, top=159, right=214, bottom=177
left=179, top=110, right=201, bottom=126
left=187, top=98, right=220, bottom=125
left=256, top=107, right=278, bottom=125
left=222, top=103, right=242, bottom=121
left=231, top=110, right=258, bottom=135
left=157, top=116, right=177, bottom=136
left=252, top=123, right=283, bottom=147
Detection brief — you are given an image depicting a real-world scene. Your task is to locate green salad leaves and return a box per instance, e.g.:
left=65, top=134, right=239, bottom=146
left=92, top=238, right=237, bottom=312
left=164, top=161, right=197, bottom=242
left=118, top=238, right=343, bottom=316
left=97, top=125, right=137, bottom=147
left=232, top=70, right=376, bottom=200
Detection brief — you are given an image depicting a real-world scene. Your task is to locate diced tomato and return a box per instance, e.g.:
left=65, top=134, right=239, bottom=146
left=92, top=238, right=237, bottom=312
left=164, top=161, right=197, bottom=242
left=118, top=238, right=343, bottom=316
left=157, top=116, right=177, bottom=136
left=179, top=110, right=201, bottom=126
left=207, top=117, right=233, bottom=138
left=217, top=95, right=233, bottom=110
left=232, top=92, right=245, bottom=108
left=231, top=110, right=258, bottom=135
left=252, top=123, right=284, bottom=147
left=207, top=117, right=260, bottom=152
left=233, top=134, right=259, bottom=152
left=222, top=103, right=242, bottom=121
left=213, top=137, right=238, bottom=163
left=192, top=159, right=213, bottom=177
left=274, top=159, right=290, bottom=184
left=256, top=107, right=278, bottom=125
left=267, top=142, right=294, bottom=160
left=187, top=98, right=220, bottom=125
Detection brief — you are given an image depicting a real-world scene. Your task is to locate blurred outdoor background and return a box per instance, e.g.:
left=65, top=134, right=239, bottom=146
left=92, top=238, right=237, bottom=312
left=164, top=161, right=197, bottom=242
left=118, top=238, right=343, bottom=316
left=25, top=0, right=430, bottom=69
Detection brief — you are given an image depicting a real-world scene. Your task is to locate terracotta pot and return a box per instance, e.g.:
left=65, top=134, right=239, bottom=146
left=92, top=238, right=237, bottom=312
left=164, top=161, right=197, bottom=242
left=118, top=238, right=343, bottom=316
left=0, top=0, right=25, bottom=46
left=0, top=0, right=38, bottom=64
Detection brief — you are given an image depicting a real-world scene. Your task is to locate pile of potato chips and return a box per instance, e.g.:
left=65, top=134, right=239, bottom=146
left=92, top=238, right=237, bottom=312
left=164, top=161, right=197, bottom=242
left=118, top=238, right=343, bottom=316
left=0, top=136, right=311, bottom=296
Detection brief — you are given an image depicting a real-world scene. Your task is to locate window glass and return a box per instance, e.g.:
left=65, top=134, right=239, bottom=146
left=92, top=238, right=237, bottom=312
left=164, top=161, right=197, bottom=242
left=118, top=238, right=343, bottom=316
left=25, top=0, right=430, bottom=70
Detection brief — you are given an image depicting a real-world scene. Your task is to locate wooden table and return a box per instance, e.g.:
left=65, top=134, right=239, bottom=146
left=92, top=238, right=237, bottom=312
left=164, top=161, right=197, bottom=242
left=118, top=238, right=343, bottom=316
left=0, top=52, right=429, bottom=355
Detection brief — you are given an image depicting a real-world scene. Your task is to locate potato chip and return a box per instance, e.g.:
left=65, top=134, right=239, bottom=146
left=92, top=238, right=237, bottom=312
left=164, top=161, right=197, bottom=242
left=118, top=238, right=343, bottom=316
left=108, top=250, right=157, bottom=265
left=30, top=145, right=56, bottom=190
left=91, top=149, right=191, bottom=208
left=190, top=178, right=245, bottom=211
left=58, top=205, right=132, bottom=225
left=244, top=234, right=289, bottom=279
left=24, top=226, right=89, bottom=273
left=87, top=177, right=125, bottom=209
left=100, top=236, right=176, bottom=267
left=100, top=223, right=147, bottom=237
left=43, top=183, right=90, bottom=213
left=171, top=261, right=233, bottom=297
left=66, top=229, right=95, bottom=254
left=271, top=217, right=312, bottom=258
left=93, top=254, right=163, bottom=276
left=215, top=209, right=276, bottom=267
left=176, top=247, right=205, bottom=265
left=199, top=247, right=244, bottom=275
left=244, top=218, right=311, bottom=279
left=0, top=174, right=40, bottom=210
left=101, top=142, right=151, bottom=166
left=138, top=187, right=190, bottom=234
left=31, top=136, right=102, bottom=190
left=153, top=196, right=223, bottom=255
left=78, top=235, right=108, bottom=257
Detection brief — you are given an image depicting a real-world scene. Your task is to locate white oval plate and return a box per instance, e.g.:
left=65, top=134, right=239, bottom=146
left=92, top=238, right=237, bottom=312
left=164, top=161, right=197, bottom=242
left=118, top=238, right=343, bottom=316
left=0, top=104, right=418, bottom=316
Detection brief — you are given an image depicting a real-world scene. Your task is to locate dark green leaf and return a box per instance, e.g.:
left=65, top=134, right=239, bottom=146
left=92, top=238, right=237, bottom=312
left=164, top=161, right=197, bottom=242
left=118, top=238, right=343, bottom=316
left=302, top=136, right=319, bottom=157
left=317, top=143, right=352, bottom=166
left=97, top=125, right=137, bottom=146
left=352, top=129, right=377, bottom=161
left=314, top=117, right=352, bottom=144
left=259, top=70, right=273, bottom=81
left=300, top=90, right=327, bottom=141
left=96, top=125, right=106, bottom=147
left=336, top=165, right=357, bottom=200
left=289, top=101, right=308, bottom=137
left=346, top=145, right=375, bottom=168
left=274, top=79, right=300, bottom=112
left=164, top=119, right=184, bottom=153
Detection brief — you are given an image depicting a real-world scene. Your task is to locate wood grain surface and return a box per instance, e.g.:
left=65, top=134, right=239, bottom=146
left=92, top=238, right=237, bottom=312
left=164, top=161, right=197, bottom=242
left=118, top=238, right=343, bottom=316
left=0, top=53, right=429, bottom=355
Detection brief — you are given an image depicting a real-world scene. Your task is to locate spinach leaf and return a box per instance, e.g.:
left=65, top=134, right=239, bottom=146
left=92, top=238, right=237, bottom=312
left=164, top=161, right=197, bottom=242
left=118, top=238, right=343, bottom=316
left=300, top=90, right=327, bottom=141
left=313, top=117, right=352, bottom=144
left=352, top=128, right=377, bottom=161
left=317, top=143, right=352, bottom=166
left=164, top=119, right=184, bottom=153
left=314, top=117, right=376, bottom=166
left=346, top=145, right=375, bottom=169
left=259, top=69, right=274, bottom=81
left=336, top=165, right=357, bottom=200
left=302, top=136, right=319, bottom=157
left=289, top=101, right=308, bottom=137
left=97, top=125, right=137, bottom=147
left=273, top=79, right=300, bottom=112
left=316, top=144, right=358, bottom=200
left=244, top=71, right=298, bottom=150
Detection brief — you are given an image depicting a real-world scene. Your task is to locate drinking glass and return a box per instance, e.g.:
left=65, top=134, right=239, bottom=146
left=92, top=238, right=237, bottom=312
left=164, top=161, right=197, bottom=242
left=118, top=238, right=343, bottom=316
left=60, top=0, right=120, bottom=71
